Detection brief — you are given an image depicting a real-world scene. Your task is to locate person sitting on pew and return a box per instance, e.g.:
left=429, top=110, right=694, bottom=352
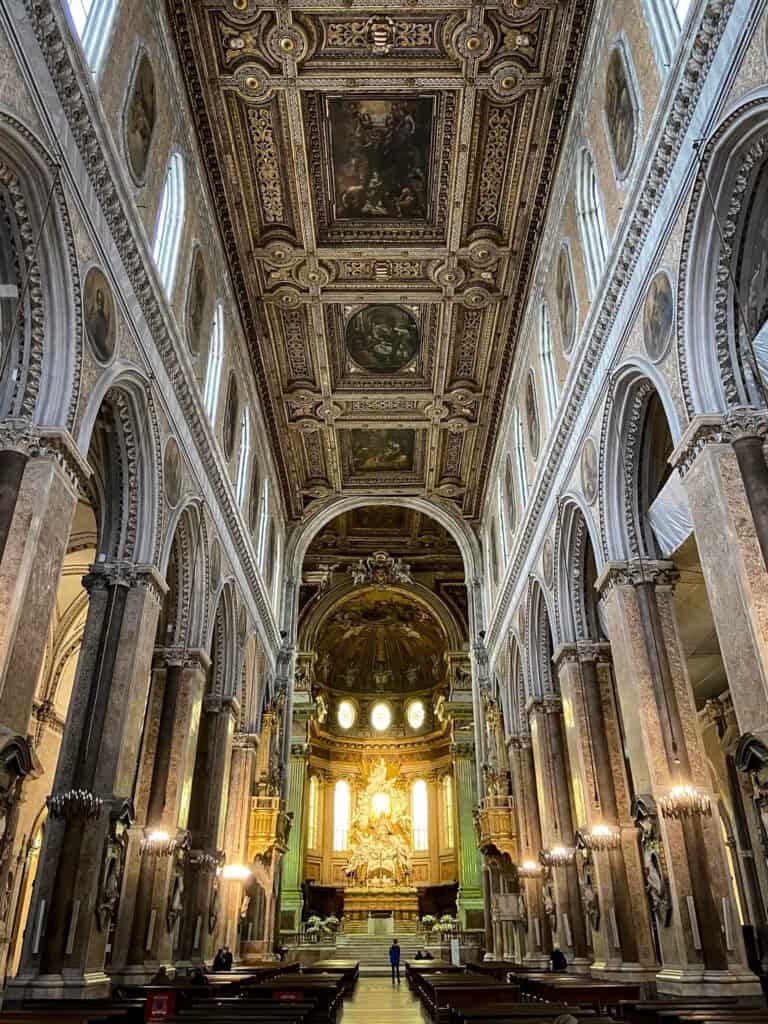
left=550, top=946, right=568, bottom=972
left=415, top=950, right=424, bottom=960
left=150, top=965, right=172, bottom=985
left=188, top=966, right=208, bottom=984
left=212, top=945, right=233, bottom=972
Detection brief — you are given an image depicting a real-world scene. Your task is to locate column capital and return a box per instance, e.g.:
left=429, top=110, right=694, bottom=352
left=552, top=643, right=579, bottom=670
left=0, top=419, right=91, bottom=490
left=671, top=407, right=768, bottom=477
left=576, top=640, right=612, bottom=664
left=527, top=695, right=562, bottom=716
left=154, top=645, right=211, bottom=672
left=451, top=740, right=475, bottom=758
left=83, top=561, right=167, bottom=605
left=203, top=694, right=240, bottom=719
left=508, top=734, right=531, bottom=751
left=290, top=741, right=310, bottom=759
left=595, top=559, right=678, bottom=599
left=233, top=731, right=260, bottom=750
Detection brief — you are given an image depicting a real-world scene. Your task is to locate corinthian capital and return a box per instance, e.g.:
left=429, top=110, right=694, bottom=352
left=596, top=559, right=678, bottom=599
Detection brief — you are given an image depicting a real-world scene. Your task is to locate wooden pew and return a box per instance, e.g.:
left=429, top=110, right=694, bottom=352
left=413, top=972, right=522, bottom=1019
left=235, top=973, right=345, bottom=1023
left=302, top=959, right=359, bottom=993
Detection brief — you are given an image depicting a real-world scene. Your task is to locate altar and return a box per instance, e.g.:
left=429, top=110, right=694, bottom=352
left=343, top=885, right=420, bottom=928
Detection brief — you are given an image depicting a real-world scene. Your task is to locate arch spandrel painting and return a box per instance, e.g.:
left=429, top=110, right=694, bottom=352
left=526, top=372, right=540, bottom=459
left=223, top=373, right=239, bottom=459
left=186, top=249, right=207, bottom=357
left=643, top=271, right=674, bottom=363
left=83, top=267, right=116, bottom=364
left=605, top=46, right=636, bottom=179
left=346, top=305, right=420, bottom=374
left=328, top=97, right=433, bottom=220
left=556, top=245, right=576, bottom=354
left=124, top=53, right=156, bottom=184
left=314, top=589, right=446, bottom=695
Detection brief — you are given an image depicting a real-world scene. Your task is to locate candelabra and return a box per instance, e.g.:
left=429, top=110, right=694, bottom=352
left=539, top=845, right=576, bottom=867
left=578, top=823, right=622, bottom=852
left=46, top=789, right=103, bottom=821
left=516, top=859, right=543, bottom=879
left=140, top=828, right=189, bottom=858
left=659, top=785, right=711, bottom=820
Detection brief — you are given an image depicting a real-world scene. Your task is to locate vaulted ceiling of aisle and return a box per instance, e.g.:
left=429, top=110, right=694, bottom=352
left=167, top=0, right=594, bottom=521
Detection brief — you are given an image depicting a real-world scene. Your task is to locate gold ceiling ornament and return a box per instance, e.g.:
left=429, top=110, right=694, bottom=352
left=347, top=550, right=414, bottom=589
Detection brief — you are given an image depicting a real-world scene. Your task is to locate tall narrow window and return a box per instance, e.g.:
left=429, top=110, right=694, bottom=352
left=203, top=303, right=224, bottom=420
left=412, top=779, right=428, bottom=851
left=514, top=408, right=529, bottom=505
left=306, top=775, right=319, bottom=851
left=443, top=775, right=455, bottom=849
left=497, top=478, right=509, bottom=564
left=539, top=303, right=559, bottom=424
left=152, top=153, right=185, bottom=296
left=642, top=0, right=693, bottom=71
left=67, top=0, right=118, bottom=71
left=333, top=779, right=350, bottom=851
left=257, top=478, right=270, bottom=567
left=236, top=407, right=251, bottom=505
left=575, top=148, right=608, bottom=298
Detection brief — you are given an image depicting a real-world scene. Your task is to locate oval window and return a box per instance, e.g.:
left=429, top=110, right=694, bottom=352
left=371, top=702, right=392, bottom=732
left=407, top=700, right=425, bottom=730
left=337, top=700, right=356, bottom=730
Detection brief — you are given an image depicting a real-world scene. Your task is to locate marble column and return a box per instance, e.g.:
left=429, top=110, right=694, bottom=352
left=178, top=694, right=238, bottom=966
left=453, top=741, right=484, bottom=927
left=280, top=743, right=309, bottom=932
left=11, top=561, right=165, bottom=1000
left=672, top=411, right=768, bottom=746
left=528, top=697, right=590, bottom=970
left=218, top=732, right=259, bottom=956
left=508, top=735, right=549, bottom=967
left=111, top=647, right=209, bottom=980
left=554, top=642, right=657, bottom=979
left=597, top=560, right=758, bottom=995
left=0, top=426, right=86, bottom=981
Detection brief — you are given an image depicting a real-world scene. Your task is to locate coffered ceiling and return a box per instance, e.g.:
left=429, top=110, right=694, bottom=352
left=167, top=0, right=594, bottom=521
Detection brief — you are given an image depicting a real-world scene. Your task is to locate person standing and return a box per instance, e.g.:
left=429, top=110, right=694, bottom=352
left=389, top=938, right=401, bottom=984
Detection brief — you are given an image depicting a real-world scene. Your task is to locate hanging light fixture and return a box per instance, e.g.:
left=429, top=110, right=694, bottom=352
left=659, top=784, right=711, bottom=820
left=540, top=845, right=575, bottom=867
left=579, top=823, right=621, bottom=852
left=140, top=828, right=188, bottom=857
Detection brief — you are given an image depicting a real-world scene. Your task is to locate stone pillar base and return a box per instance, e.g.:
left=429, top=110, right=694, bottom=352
left=522, top=953, right=551, bottom=969
left=108, top=962, right=176, bottom=986
left=656, top=967, right=761, bottom=996
left=6, top=969, right=111, bottom=1002
left=280, top=889, right=303, bottom=933
left=457, top=888, right=483, bottom=930
left=590, top=961, right=658, bottom=983
left=569, top=956, right=593, bottom=975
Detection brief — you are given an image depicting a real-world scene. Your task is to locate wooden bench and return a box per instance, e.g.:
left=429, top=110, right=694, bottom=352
left=413, top=973, right=522, bottom=1020
left=518, top=974, right=641, bottom=1010
left=235, top=974, right=345, bottom=1023
left=301, top=960, right=359, bottom=993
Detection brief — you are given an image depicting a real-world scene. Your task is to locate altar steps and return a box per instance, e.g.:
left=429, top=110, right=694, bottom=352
left=336, top=933, right=424, bottom=970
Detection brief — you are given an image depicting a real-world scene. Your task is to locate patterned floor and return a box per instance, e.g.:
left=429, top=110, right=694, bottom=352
left=338, top=975, right=430, bottom=1023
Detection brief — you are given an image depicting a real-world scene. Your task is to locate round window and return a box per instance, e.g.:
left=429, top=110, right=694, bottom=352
left=370, top=702, right=392, bottom=732
left=406, top=700, right=426, bottom=730
left=337, top=700, right=356, bottom=730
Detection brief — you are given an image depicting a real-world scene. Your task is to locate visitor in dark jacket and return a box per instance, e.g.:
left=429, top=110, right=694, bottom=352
left=550, top=946, right=568, bottom=972
left=389, top=938, right=401, bottom=983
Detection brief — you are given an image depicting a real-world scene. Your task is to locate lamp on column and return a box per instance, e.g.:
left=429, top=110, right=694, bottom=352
left=539, top=845, right=576, bottom=868
left=577, top=823, right=621, bottom=852
left=659, top=784, right=712, bottom=820
left=516, top=859, right=543, bottom=879
left=140, top=828, right=190, bottom=857
left=221, top=863, right=252, bottom=882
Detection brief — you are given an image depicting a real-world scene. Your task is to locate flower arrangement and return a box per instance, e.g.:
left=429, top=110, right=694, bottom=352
left=421, top=914, right=436, bottom=932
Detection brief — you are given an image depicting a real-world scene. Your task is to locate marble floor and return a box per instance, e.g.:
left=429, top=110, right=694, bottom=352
left=339, top=975, right=431, bottom=1023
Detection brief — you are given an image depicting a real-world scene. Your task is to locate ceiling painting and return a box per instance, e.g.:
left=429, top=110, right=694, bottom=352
left=167, top=0, right=595, bottom=518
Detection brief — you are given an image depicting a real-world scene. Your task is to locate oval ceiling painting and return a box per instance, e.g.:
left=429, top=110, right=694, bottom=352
left=346, top=305, right=420, bottom=375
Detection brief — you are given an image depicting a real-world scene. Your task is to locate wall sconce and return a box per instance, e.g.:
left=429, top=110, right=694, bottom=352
left=659, top=785, right=712, bottom=820
left=140, top=828, right=188, bottom=857
left=517, top=859, right=543, bottom=879
left=540, top=845, right=575, bottom=867
left=579, top=824, right=621, bottom=852
left=221, top=863, right=252, bottom=882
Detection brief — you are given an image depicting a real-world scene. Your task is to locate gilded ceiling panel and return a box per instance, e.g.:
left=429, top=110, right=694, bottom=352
left=166, top=0, right=595, bottom=520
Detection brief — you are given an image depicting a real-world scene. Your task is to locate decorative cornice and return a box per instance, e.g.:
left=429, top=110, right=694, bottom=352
left=485, top=0, right=736, bottom=655
left=0, top=420, right=91, bottom=492
left=671, top=408, right=768, bottom=478
left=20, top=0, right=280, bottom=654
left=595, top=559, right=678, bottom=600
left=527, top=696, right=562, bottom=716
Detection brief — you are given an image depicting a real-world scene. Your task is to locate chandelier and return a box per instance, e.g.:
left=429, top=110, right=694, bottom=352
left=579, top=824, right=621, bottom=852
left=540, top=845, right=576, bottom=867
left=659, top=784, right=712, bottom=820
left=348, top=551, right=414, bottom=589
left=47, top=789, right=103, bottom=822
left=517, top=859, right=543, bottom=879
